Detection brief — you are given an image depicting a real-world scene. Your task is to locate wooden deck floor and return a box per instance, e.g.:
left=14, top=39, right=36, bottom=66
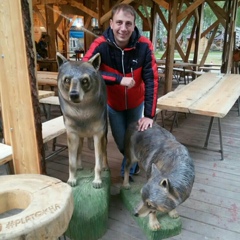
left=43, top=102, right=240, bottom=240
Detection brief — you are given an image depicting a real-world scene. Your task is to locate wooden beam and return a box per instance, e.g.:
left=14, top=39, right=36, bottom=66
left=71, top=0, right=98, bottom=19
left=142, top=0, right=152, bottom=31
left=186, top=19, right=197, bottom=61
left=165, top=0, right=178, bottom=94
left=193, top=4, right=204, bottom=65
left=0, top=0, right=42, bottom=174
left=177, top=0, right=204, bottom=23
left=33, top=0, right=68, bottom=5
left=33, top=5, right=46, bottom=27
left=100, top=0, right=134, bottom=25
left=45, top=4, right=57, bottom=59
left=155, top=5, right=168, bottom=28
left=66, top=15, right=78, bottom=33
left=54, top=14, right=63, bottom=29
left=102, top=0, right=111, bottom=30
left=201, top=20, right=221, bottom=38
left=153, top=0, right=169, bottom=10
left=206, top=0, right=226, bottom=27
left=200, top=25, right=219, bottom=66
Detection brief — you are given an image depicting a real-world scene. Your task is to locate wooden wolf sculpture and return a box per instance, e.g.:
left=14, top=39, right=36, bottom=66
left=56, top=52, right=108, bottom=188
left=123, top=122, right=195, bottom=230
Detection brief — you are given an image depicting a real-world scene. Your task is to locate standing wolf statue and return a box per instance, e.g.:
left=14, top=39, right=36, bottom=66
left=56, top=52, right=108, bottom=188
left=123, top=122, right=195, bottom=230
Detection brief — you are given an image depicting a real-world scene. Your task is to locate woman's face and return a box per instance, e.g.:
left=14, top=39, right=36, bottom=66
left=110, top=10, right=135, bottom=49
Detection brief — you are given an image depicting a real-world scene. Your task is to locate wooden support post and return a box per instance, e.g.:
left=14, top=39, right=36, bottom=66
left=164, top=0, right=178, bottom=94
left=193, top=4, right=204, bottom=65
left=0, top=0, right=43, bottom=174
left=221, top=0, right=238, bottom=73
left=45, top=4, right=57, bottom=60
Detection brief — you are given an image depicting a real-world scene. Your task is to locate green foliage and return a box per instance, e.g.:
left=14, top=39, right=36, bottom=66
left=154, top=51, right=222, bottom=65
left=237, top=8, right=240, bottom=27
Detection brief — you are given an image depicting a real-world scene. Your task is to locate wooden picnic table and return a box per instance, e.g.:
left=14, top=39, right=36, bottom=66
left=157, top=61, right=199, bottom=84
left=156, top=59, right=199, bottom=68
left=157, top=73, right=240, bottom=159
left=37, top=71, right=58, bottom=89
left=199, top=66, right=221, bottom=72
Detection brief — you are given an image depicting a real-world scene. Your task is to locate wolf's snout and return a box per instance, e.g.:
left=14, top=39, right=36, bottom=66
left=69, top=90, right=79, bottom=101
left=134, top=212, right=139, bottom=217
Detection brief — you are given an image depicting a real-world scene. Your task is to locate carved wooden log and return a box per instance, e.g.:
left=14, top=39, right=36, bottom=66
left=0, top=174, right=73, bottom=239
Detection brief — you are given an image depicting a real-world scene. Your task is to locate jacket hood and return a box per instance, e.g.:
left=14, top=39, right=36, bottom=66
left=103, top=26, right=141, bottom=48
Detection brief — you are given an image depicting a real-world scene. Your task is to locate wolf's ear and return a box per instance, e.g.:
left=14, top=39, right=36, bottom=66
left=151, top=163, right=161, bottom=177
left=56, top=52, right=68, bottom=68
left=160, top=178, right=169, bottom=191
left=88, top=53, right=101, bottom=71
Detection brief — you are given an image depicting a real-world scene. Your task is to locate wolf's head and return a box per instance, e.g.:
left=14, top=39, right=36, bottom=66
left=56, top=52, right=102, bottom=103
left=134, top=163, right=179, bottom=217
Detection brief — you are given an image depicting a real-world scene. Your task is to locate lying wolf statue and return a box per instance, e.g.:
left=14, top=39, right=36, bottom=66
left=123, top=122, right=195, bottom=230
left=56, top=52, right=109, bottom=188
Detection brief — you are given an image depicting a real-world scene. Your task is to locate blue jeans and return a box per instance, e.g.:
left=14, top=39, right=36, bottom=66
left=107, top=103, right=144, bottom=176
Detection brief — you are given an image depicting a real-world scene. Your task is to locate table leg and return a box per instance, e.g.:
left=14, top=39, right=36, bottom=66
left=217, top=118, right=224, bottom=160
left=204, top=117, right=224, bottom=160
left=204, top=117, right=214, bottom=148
left=237, top=97, right=240, bottom=116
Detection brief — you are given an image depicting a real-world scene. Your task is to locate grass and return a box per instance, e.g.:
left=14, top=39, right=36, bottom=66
left=154, top=50, right=223, bottom=65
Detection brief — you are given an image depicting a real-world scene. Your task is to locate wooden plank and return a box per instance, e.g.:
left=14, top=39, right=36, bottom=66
left=0, top=174, right=73, bottom=239
left=38, top=78, right=58, bottom=87
left=157, top=73, right=222, bottom=112
left=37, top=71, right=58, bottom=88
left=37, top=71, right=58, bottom=77
left=39, top=96, right=60, bottom=105
left=42, top=116, right=65, bottom=143
left=190, top=74, right=240, bottom=117
left=0, top=0, right=42, bottom=174
left=38, top=90, right=55, bottom=99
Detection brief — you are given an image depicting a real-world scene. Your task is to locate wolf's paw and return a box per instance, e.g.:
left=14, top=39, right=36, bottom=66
left=122, top=183, right=131, bottom=190
left=92, top=179, right=102, bottom=189
left=67, top=178, right=77, bottom=187
left=168, top=209, right=179, bottom=219
left=149, top=220, right=161, bottom=231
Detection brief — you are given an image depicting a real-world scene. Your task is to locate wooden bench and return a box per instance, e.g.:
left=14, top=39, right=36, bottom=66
left=0, top=143, right=13, bottom=174
left=199, top=66, right=221, bottom=72
left=38, top=79, right=57, bottom=90
left=173, top=68, right=193, bottom=84
left=42, top=116, right=65, bottom=143
left=38, top=90, right=55, bottom=99
left=0, top=116, right=66, bottom=171
left=37, top=71, right=58, bottom=90
left=42, top=115, right=67, bottom=160
left=39, top=96, right=60, bottom=119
